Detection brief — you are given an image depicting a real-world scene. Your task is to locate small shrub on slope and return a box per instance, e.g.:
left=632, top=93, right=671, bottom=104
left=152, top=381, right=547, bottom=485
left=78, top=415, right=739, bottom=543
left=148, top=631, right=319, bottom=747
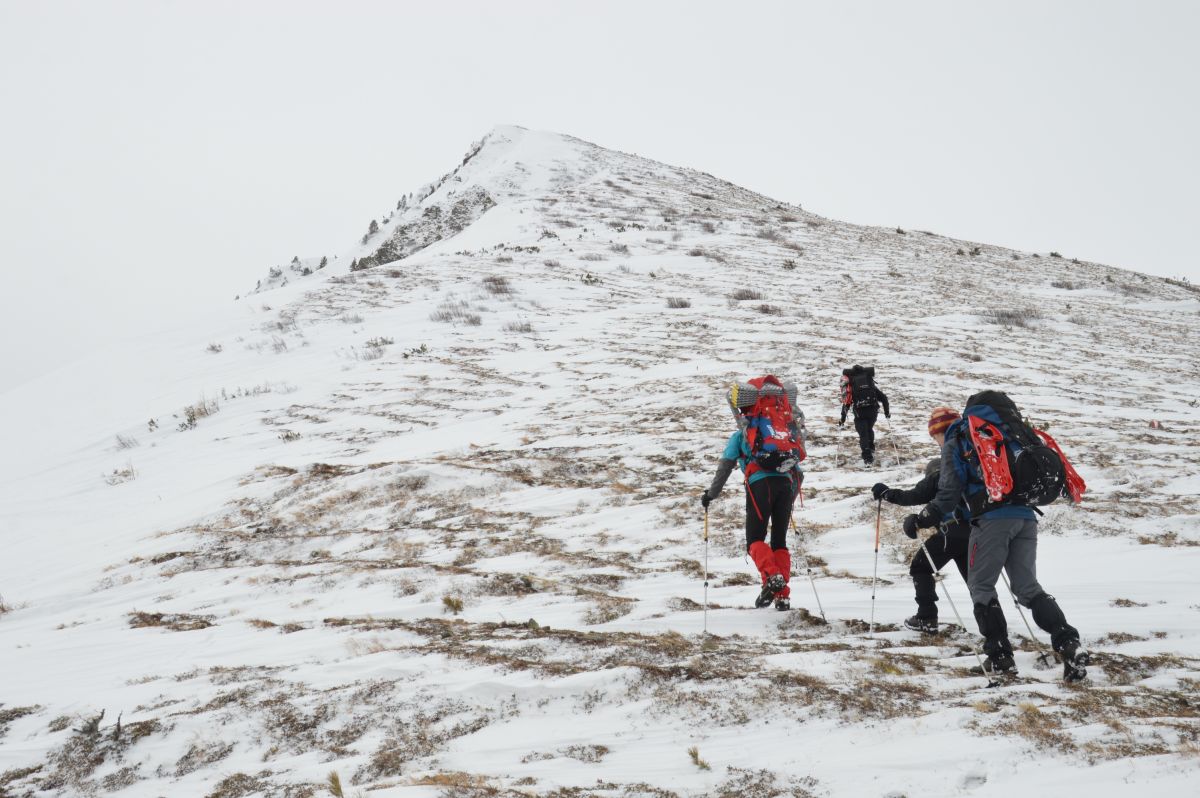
left=687, top=745, right=711, bottom=771
left=729, top=288, right=764, bottom=301
left=482, top=275, right=513, bottom=295
left=430, top=301, right=482, bottom=326
left=178, top=396, right=219, bottom=430
left=981, top=307, right=1045, bottom=328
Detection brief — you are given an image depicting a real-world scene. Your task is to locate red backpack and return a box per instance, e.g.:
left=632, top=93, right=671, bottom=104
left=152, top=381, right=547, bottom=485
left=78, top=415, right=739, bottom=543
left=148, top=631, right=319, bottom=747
left=737, top=375, right=807, bottom=477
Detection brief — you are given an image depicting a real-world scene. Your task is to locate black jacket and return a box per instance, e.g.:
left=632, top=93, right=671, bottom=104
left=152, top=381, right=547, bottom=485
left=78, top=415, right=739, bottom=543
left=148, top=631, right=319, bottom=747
left=840, top=385, right=889, bottom=424
left=884, top=458, right=970, bottom=540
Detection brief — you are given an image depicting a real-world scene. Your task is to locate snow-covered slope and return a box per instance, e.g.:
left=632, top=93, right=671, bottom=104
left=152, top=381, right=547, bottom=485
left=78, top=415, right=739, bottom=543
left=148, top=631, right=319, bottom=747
left=2, top=125, right=1199, bottom=797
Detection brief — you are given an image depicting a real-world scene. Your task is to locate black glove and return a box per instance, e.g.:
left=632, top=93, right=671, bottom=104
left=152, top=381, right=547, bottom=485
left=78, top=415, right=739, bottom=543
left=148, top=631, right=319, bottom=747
left=915, top=505, right=943, bottom=529
left=903, top=514, right=919, bottom=539
left=885, top=411, right=891, bottom=419
left=871, top=482, right=890, bottom=501
left=701, top=490, right=712, bottom=509
left=838, top=419, right=845, bottom=428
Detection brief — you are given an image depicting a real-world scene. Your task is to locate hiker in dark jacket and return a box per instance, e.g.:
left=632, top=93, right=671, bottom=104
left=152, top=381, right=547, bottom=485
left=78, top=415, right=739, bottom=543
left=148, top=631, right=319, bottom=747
left=702, top=402, right=805, bottom=611
left=871, top=407, right=968, bottom=633
left=839, top=365, right=890, bottom=465
left=908, top=390, right=1085, bottom=679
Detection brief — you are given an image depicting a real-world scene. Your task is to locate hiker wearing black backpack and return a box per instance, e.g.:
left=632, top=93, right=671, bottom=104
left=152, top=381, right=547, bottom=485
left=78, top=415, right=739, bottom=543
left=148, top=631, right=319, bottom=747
left=701, top=376, right=806, bottom=611
left=906, top=390, right=1089, bottom=680
left=871, top=407, right=970, bottom=633
left=839, top=365, right=890, bottom=465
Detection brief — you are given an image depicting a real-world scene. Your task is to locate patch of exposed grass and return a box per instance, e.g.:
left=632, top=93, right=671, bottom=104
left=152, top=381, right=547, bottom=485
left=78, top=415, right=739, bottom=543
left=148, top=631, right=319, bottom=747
left=0, top=705, right=39, bottom=739
left=482, top=275, right=513, bottom=295
left=128, top=611, right=214, bottom=632
left=430, top=300, right=482, bottom=326
left=981, top=307, right=1046, bottom=328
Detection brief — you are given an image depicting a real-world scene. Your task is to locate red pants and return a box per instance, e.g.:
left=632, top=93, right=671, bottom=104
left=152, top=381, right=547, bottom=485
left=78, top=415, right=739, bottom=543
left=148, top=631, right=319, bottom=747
left=746, top=476, right=794, bottom=598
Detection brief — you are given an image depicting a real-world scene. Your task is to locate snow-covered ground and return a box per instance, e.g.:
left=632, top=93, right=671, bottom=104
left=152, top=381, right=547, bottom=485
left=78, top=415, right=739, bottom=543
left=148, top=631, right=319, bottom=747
left=2, top=126, right=1198, bottom=797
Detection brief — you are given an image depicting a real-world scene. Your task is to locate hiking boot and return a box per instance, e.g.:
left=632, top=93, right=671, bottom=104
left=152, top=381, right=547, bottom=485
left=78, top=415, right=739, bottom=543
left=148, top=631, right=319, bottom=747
left=774, top=597, right=791, bottom=611
left=984, top=652, right=1017, bottom=675
left=755, top=573, right=786, bottom=608
left=903, top=615, right=938, bottom=634
left=1056, top=637, right=1089, bottom=682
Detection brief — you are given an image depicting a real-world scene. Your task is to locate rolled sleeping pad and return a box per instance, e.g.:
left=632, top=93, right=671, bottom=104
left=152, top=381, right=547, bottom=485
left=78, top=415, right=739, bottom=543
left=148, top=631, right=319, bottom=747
left=842, top=365, right=875, bottom=378
left=728, top=381, right=799, bottom=411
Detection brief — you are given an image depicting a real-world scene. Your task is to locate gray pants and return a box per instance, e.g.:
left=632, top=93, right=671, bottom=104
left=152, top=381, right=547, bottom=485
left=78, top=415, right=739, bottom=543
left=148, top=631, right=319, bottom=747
left=966, top=517, right=1044, bottom=607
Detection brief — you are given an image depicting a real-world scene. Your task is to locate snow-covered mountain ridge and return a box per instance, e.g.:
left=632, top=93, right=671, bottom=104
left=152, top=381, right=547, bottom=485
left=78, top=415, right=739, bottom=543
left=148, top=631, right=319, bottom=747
left=1, top=125, right=1198, bottom=797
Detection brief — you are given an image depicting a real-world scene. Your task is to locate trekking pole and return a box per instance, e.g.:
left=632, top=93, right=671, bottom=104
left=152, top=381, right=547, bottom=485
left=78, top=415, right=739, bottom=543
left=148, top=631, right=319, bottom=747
left=789, top=513, right=826, bottom=623
left=835, top=429, right=843, bottom=469
left=1000, top=572, right=1054, bottom=667
left=703, top=506, right=710, bottom=636
left=869, top=499, right=881, bottom=638
left=917, top=535, right=999, bottom=688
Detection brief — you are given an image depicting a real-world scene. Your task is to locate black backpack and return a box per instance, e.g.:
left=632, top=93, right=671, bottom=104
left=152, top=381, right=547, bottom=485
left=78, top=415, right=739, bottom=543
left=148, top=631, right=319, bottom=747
left=961, top=390, right=1068, bottom=511
left=843, top=366, right=878, bottom=410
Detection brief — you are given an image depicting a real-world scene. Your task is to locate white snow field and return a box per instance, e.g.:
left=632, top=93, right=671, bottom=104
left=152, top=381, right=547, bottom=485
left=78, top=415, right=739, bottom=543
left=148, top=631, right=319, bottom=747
left=2, top=125, right=1198, bottom=797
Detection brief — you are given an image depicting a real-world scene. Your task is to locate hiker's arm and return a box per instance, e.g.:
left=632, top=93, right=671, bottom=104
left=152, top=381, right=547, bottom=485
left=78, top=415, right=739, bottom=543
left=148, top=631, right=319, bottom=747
left=705, top=433, right=742, bottom=499
left=839, top=404, right=849, bottom=425
left=877, top=388, right=890, bottom=417
left=919, top=438, right=961, bottom=524
left=706, top=458, right=736, bottom=499
left=886, top=470, right=937, bottom=506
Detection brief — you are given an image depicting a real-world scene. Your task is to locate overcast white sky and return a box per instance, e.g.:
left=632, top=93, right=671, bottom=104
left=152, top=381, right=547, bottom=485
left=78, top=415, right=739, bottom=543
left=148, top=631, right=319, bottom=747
left=1, top=1, right=1197, bottom=393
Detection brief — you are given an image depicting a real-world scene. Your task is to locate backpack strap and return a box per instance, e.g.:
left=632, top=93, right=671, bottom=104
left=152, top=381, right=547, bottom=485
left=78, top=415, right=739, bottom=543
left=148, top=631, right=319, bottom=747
left=744, top=472, right=764, bottom=520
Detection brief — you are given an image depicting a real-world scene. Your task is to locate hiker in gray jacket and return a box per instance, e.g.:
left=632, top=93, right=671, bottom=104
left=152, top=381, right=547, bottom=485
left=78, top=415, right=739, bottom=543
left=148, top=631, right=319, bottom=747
left=907, top=392, right=1085, bottom=680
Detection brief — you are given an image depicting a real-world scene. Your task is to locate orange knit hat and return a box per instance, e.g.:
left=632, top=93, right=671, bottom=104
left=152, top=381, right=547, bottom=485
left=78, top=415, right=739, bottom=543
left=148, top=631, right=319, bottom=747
left=928, top=406, right=960, bottom=437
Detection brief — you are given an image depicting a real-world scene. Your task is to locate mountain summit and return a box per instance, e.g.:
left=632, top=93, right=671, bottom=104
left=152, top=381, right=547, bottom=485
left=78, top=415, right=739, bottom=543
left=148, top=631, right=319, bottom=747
left=2, top=127, right=1199, bottom=797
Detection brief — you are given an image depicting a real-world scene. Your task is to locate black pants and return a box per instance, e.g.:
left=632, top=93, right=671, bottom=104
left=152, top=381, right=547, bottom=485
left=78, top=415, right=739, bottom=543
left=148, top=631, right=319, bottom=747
left=745, top=476, right=793, bottom=550
left=908, top=532, right=969, bottom=618
left=853, top=407, right=878, bottom=460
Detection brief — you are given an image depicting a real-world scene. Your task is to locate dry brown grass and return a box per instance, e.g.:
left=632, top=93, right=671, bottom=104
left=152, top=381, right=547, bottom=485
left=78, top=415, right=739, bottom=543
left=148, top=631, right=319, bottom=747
left=128, top=611, right=214, bottom=631
left=581, top=595, right=635, bottom=625
left=34, top=714, right=164, bottom=794
left=0, top=706, right=39, bottom=739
